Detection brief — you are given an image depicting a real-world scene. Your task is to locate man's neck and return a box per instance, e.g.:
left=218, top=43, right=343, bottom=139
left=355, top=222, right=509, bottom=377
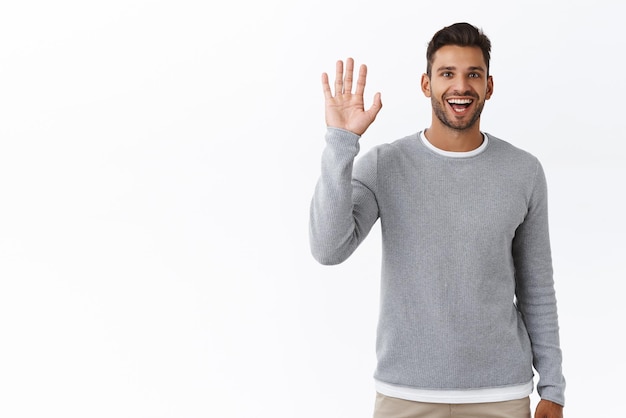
left=424, top=122, right=484, bottom=152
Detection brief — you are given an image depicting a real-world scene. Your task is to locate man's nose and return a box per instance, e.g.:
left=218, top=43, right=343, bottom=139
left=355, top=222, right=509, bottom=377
left=452, top=77, right=471, bottom=94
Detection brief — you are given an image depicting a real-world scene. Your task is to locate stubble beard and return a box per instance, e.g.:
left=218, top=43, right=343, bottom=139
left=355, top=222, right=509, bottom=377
left=431, top=96, right=485, bottom=131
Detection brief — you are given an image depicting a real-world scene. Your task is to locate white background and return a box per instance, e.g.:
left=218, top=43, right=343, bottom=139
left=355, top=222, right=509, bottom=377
left=1, top=1, right=624, bottom=417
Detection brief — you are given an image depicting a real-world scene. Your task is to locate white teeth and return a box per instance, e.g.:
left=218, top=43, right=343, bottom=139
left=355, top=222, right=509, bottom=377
left=447, top=99, right=473, bottom=104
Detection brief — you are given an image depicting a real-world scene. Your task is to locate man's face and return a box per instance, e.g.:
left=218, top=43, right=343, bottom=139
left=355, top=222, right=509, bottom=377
left=422, top=45, right=493, bottom=131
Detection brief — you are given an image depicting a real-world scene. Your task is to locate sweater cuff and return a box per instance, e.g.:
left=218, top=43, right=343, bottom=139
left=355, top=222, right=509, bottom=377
left=325, top=127, right=361, bottom=155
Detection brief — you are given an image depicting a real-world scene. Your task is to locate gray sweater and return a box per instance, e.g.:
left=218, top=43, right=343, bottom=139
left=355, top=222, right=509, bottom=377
left=309, top=128, right=565, bottom=406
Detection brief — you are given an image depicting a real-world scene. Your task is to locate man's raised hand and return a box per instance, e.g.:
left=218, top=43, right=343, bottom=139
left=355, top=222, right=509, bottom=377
left=322, top=58, right=382, bottom=136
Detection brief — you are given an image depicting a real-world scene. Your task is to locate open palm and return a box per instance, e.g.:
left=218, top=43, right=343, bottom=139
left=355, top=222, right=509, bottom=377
left=322, top=58, right=382, bottom=136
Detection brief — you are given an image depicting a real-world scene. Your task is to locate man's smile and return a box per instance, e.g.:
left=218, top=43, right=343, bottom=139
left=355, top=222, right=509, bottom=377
left=446, top=98, right=474, bottom=113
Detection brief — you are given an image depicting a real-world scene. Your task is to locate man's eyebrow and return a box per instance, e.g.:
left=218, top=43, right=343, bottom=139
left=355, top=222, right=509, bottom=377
left=435, top=66, right=486, bottom=72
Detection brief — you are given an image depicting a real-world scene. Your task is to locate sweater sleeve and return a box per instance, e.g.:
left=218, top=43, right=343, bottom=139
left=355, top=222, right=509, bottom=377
left=512, top=160, right=566, bottom=406
left=309, top=128, right=380, bottom=265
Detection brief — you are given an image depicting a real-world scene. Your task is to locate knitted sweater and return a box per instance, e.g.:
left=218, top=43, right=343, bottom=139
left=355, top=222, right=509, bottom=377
left=309, top=128, right=565, bottom=406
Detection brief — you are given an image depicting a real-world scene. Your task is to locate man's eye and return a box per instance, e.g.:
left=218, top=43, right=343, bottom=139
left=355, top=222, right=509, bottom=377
left=442, top=72, right=452, bottom=77
left=469, top=73, right=479, bottom=78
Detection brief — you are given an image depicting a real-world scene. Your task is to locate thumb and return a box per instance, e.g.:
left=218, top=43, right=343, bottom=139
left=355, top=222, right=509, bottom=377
left=367, top=92, right=383, bottom=119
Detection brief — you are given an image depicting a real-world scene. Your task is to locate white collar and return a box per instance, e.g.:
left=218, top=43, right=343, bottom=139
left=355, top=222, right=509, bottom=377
left=419, top=131, right=488, bottom=158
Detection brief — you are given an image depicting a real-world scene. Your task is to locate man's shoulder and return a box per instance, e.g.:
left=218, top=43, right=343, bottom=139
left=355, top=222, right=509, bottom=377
left=482, top=133, right=547, bottom=189
left=368, top=133, right=421, bottom=157
left=485, top=133, right=538, bottom=160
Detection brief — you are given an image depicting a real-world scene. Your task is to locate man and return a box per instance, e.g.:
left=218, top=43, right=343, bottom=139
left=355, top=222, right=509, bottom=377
left=309, top=23, right=565, bottom=418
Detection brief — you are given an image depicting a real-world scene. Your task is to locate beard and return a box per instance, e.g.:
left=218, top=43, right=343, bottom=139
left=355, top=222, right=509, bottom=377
left=431, top=94, right=485, bottom=131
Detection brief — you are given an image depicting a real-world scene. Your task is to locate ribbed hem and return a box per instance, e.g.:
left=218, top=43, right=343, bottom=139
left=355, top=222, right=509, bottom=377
left=374, top=379, right=533, bottom=404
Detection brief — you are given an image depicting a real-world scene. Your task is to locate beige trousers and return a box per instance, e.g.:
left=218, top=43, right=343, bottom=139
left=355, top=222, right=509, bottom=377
left=373, top=392, right=531, bottom=418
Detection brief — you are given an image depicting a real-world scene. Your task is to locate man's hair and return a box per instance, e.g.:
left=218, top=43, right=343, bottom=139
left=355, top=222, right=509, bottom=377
left=426, top=22, right=491, bottom=77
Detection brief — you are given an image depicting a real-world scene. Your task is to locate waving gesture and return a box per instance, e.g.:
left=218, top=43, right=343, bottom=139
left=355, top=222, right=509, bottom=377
left=322, top=58, right=382, bottom=136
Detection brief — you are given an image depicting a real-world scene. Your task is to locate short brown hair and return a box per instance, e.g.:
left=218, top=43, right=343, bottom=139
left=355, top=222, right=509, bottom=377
left=426, top=22, right=491, bottom=77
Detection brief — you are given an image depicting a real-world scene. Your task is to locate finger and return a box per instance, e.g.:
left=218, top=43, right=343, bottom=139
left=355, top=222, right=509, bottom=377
left=321, top=72, right=332, bottom=99
left=366, top=92, right=383, bottom=120
left=355, top=64, right=367, bottom=96
left=344, top=57, right=354, bottom=94
left=334, top=60, right=344, bottom=96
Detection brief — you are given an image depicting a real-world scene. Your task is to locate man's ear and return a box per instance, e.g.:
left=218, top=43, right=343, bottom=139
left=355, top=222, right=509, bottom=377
left=486, top=75, right=494, bottom=100
left=421, top=73, right=431, bottom=98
